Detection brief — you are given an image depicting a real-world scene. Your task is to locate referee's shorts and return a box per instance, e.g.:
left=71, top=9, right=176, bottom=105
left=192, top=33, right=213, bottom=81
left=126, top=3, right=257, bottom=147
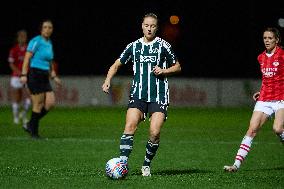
left=27, top=68, right=52, bottom=94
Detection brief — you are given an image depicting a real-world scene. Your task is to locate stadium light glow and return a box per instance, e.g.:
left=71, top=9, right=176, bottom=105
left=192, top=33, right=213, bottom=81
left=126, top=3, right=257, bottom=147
left=169, top=15, right=179, bottom=25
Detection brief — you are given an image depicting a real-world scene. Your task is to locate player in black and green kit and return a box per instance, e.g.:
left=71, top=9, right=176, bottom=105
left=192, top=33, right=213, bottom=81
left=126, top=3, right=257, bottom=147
left=102, top=13, right=181, bottom=176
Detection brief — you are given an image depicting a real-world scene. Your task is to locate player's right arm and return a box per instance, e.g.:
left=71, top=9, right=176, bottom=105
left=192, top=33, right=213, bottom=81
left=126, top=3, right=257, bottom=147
left=20, top=51, right=33, bottom=84
left=9, top=62, right=21, bottom=75
left=102, top=59, right=123, bottom=94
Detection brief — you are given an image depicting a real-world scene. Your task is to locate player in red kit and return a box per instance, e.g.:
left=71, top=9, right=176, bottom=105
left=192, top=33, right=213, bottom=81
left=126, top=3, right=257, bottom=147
left=224, top=27, right=284, bottom=172
left=8, top=29, right=31, bottom=129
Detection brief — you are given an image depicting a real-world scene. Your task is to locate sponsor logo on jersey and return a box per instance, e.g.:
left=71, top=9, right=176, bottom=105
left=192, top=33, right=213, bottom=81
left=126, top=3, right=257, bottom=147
left=140, top=55, right=156, bottom=62
left=262, top=67, right=278, bottom=77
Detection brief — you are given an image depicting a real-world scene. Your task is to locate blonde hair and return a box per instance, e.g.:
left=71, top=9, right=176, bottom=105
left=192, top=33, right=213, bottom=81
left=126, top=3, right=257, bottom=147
left=143, top=13, right=158, bottom=24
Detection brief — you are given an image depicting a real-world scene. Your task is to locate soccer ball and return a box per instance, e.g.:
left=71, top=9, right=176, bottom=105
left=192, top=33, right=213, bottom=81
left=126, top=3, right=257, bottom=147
left=105, top=157, right=128, bottom=179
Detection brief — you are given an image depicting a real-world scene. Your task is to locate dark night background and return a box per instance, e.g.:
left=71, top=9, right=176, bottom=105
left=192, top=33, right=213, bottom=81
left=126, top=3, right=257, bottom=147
left=0, top=0, right=283, bottom=78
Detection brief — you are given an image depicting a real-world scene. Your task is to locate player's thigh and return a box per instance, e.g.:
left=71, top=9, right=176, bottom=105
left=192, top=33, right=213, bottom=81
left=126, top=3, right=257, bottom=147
left=274, top=108, right=284, bottom=132
left=10, top=77, right=23, bottom=100
left=45, top=91, right=56, bottom=108
left=31, top=93, right=45, bottom=112
left=23, top=88, right=31, bottom=99
left=124, top=108, right=144, bottom=133
left=10, top=88, right=22, bottom=101
left=149, top=112, right=165, bottom=135
left=127, top=97, right=147, bottom=120
left=249, top=111, right=268, bottom=131
left=126, top=108, right=143, bottom=126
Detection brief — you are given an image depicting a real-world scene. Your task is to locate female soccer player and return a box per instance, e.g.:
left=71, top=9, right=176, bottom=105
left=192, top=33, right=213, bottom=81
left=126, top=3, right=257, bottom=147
left=102, top=13, right=181, bottom=176
left=224, top=27, right=284, bottom=172
left=8, top=29, right=31, bottom=128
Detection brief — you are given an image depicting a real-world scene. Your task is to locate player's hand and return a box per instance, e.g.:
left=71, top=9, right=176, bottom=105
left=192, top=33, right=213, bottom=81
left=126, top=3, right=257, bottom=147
left=54, top=76, right=62, bottom=86
left=152, top=65, right=164, bottom=76
left=253, top=91, right=260, bottom=101
left=102, top=81, right=110, bottom=94
left=20, top=75, right=27, bottom=84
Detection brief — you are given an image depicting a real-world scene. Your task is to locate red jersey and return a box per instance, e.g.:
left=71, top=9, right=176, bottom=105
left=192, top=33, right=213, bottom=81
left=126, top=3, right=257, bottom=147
left=8, top=44, right=27, bottom=77
left=258, top=46, right=284, bottom=101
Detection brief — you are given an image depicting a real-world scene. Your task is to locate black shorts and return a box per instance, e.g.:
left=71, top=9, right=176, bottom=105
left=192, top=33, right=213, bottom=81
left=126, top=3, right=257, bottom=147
left=127, top=97, right=168, bottom=120
left=27, top=68, right=52, bottom=94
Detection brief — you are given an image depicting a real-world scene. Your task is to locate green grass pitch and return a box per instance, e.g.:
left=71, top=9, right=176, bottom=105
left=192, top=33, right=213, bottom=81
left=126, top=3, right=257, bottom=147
left=0, top=106, right=283, bottom=188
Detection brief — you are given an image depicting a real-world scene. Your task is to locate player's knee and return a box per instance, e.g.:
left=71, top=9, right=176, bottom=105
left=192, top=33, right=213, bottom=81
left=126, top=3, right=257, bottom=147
left=149, top=137, right=160, bottom=144
left=124, top=123, right=137, bottom=133
left=246, top=128, right=258, bottom=137
left=46, top=102, right=55, bottom=109
left=273, top=126, right=283, bottom=135
left=45, top=98, right=56, bottom=109
left=149, top=131, right=160, bottom=143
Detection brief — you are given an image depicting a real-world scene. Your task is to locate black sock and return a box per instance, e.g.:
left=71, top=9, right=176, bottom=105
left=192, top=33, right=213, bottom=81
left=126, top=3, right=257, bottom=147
left=39, top=107, right=48, bottom=119
left=119, top=134, right=134, bottom=161
left=278, top=132, right=284, bottom=142
left=29, top=111, right=41, bottom=136
left=143, top=140, right=159, bottom=166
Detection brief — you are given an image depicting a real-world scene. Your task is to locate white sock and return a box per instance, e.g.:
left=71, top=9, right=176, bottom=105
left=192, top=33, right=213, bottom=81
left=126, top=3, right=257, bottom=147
left=233, top=135, right=253, bottom=169
left=12, top=102, right=19, bottom=120
left=23, top=98, right=31, bottom=111
left=22, top=98, right=31, bottom=121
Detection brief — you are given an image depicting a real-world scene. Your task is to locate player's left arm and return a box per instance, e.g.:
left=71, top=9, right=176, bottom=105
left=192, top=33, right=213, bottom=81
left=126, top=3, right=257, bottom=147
left=50, top=61, right=62, bottom=86
left=153, top=42, right=182, bottom=76
left=153, top=60, right=181, bottom=76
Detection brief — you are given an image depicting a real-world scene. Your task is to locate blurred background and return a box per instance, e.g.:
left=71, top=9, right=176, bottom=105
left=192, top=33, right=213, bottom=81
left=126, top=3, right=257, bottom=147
left=0, top=0, right=284, bottom=107
left=0, top=0, right=283, bottom=78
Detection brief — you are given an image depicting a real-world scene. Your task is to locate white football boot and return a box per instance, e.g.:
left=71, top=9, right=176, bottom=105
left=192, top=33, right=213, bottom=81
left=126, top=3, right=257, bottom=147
left=223, top=165, right=238, bottom=172
left=141, top=166, right=151, bottom=176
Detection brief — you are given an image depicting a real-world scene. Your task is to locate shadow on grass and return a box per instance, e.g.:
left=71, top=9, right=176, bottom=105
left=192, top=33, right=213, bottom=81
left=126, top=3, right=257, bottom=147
left=244, top=166, right=284, bottom=172
left=130, top=168, right=212, bottom=176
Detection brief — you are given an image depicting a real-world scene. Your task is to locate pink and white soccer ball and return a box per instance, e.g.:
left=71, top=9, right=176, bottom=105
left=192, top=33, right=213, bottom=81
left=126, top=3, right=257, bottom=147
left=105, top=157, right=128, bottom=179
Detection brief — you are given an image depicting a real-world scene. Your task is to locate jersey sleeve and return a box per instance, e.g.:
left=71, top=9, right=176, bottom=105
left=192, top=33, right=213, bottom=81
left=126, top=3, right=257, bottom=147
left=163, top=41, right=177, bottom=66
left=119, top=42, right=133, bottom=65
left=27, top=37, right=39, bottom=53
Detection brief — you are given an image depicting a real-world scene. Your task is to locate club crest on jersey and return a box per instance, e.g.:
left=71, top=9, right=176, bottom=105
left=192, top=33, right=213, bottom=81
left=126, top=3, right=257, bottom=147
left=140, top=55, right=156, bottom=62
left=273, top=61, right=279, bottom=66
left=149, top=48, right=159, bottom=53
